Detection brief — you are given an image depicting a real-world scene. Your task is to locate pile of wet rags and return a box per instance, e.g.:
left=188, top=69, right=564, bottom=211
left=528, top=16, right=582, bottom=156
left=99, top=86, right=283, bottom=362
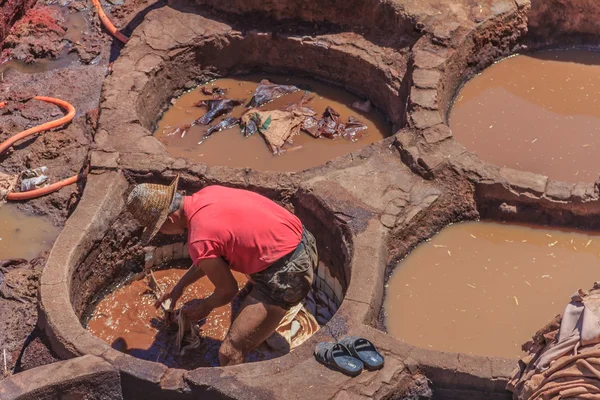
left=508, top=283, right=600, bottom=399
left=182, top=79, right=369, bottom=154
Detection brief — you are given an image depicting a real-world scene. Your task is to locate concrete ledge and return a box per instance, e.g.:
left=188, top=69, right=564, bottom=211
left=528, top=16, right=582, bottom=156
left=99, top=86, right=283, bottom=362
left=0, top=355, right=122, bottom=400
left=39, top=171, right=129, bottom=359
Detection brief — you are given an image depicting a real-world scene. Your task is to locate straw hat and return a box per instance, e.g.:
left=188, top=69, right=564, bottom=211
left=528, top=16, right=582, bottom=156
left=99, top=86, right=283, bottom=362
left=126, top=175, right=180, bottom=243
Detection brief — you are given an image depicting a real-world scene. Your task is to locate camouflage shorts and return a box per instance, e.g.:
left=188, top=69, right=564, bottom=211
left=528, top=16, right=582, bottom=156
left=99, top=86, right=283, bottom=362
left=249, top=228, right=318, bottom=309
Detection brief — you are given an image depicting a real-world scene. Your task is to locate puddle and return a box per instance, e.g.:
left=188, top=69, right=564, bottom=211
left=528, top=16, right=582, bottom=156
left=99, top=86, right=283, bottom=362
left=0, top=51, right=80, bottom=77
left=63, top=9, right=88, bottom=44
left=450, top=49, right=600, bottom=183
left=154, top=75, right=391, bottom=172
left=384, top=221, right=600, bottom=359
left=87, top=264, right=267, bottom=368
left=0, top=204, right=61, bottom=260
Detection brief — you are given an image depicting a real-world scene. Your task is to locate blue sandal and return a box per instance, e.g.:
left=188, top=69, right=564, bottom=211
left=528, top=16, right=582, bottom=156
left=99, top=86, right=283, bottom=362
left=338, top=336, right=384, bottom=371
left=314, top=342, right=363, bottom=376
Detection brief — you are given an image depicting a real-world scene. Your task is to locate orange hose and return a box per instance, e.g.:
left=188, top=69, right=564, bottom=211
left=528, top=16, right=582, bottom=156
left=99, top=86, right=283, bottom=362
left=0, top=96, right=76, bottom=155
left=1, top=97, right=82, bottom=201
left=91, top=0, right=129, bottom=44
left=7, top=175, right=80, bottom=201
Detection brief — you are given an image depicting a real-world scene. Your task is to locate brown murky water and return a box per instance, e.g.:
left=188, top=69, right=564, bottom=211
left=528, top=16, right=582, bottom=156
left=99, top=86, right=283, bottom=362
left=0, top=204, right=61, bottom=260
left=384, top=221, right=600, bottom=359
left=451, top=49, right=600, bottom=183
left=87, top=266, right=253, bottom=368
left=154, top=75, right=390, bottom=172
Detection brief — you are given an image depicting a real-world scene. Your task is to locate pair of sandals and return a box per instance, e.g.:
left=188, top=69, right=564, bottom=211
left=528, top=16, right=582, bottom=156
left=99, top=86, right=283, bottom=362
left=314, top=336, right=385, bottom=376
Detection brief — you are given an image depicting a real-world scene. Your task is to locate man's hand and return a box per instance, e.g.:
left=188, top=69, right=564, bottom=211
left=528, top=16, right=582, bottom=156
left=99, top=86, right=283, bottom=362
left=154, top=284, right=183, bottom=310
left=181, top=299, right=213, bottom=322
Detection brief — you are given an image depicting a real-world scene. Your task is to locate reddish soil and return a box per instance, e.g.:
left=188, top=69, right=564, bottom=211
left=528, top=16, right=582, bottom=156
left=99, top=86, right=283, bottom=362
left=0, top=0, right=37, bottom=44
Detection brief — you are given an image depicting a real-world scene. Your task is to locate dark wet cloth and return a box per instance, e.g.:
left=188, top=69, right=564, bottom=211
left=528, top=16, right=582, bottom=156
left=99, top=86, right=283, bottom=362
left=249, top=228, right=318, bottom=309
left=195, top=99, right=243, bottom=125
left=246, top=79, right=299, bottom=108
left=341, top=116, right=368, bottom=141
left=205, top=117, right=240, bottom=137
left=302, top=107, right=368, bottom=141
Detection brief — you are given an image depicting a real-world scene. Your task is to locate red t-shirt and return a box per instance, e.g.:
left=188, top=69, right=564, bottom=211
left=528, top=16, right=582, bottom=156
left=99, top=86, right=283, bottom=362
left=184, top=186, right=303, bottom=274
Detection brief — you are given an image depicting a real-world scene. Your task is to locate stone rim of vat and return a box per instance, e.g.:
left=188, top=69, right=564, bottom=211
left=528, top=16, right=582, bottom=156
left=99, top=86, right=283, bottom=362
left=30, top=0, right=600, bottom=399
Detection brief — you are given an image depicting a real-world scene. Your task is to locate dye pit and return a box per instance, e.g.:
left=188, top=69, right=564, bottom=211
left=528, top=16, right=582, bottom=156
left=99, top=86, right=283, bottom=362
left=154, top=75, right=390, bottom=172
left=0, top=204, right=60, bottom=260
left=384, top=221, right=600, bottom=359
left=451, top=49, right=600, bottom=182
left=87, top=263, right=252, bottom=368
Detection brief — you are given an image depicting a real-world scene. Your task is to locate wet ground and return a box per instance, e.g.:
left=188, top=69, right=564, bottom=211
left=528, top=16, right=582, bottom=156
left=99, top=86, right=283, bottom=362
left=155, top=75, right=390, bottom=172
left=451, top=49, right=600, bottom=183
left=0, top=204, right=60, bottom=260
left=384, top=221, right=600, bottom=359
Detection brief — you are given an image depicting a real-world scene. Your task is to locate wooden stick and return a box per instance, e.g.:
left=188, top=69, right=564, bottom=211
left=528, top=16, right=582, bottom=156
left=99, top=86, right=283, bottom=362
left=148, top=271, right=172, bottom=313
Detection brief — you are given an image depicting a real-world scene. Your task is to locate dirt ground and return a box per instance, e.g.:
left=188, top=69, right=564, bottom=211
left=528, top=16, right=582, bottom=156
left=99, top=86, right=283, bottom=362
left=0, top=0, right=154, bottom=378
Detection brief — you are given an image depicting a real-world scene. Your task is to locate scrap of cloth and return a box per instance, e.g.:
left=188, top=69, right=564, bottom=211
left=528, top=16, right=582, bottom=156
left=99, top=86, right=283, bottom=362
left=265, top=302, right=320, bottom=353
left=0, top=171, right=18, bottom=203
left=507, top=284, right=600, bottom=400
left=241, top=106, right=315, bottom=154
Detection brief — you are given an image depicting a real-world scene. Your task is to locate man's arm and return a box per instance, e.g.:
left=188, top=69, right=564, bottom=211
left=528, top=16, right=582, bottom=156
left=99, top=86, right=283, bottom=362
left=154, top=264, right=206, bottom=309
left=182, top=257, right=239, bottom=321
left=176, top=264, right=206, bottom=290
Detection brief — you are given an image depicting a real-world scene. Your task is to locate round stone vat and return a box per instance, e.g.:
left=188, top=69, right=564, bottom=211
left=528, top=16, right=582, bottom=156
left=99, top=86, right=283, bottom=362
left=38, top=172, right=362, bottom=399
left=93, top=4, right=412, bottom=176
left=399, top=0, right=600, bottom=231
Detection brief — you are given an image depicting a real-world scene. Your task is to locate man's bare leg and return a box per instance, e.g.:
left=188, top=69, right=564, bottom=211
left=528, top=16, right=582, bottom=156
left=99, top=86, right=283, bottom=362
left=218, top=293, right=287, bottom=366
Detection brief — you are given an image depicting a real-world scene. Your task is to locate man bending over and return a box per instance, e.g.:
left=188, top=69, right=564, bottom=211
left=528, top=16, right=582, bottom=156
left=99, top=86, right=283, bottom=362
left=126, top=176, right=318, bottom=365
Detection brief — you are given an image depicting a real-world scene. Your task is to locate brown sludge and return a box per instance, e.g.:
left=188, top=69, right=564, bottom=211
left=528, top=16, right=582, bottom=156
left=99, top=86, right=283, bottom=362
left=451, top=49, right=600, bottom=183
left=0, top=204, right=60, bottom=260
left=154, top=75, right=389, bottom=172
left=87, top=267, right=249, bottom=368
left=384, top=221, right=600, bottom=359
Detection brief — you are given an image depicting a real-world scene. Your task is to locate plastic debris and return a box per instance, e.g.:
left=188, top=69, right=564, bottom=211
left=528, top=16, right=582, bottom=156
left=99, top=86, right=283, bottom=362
left=21, top=175, right=48, bottom=192
left=246, top=79, right=299, bottom=108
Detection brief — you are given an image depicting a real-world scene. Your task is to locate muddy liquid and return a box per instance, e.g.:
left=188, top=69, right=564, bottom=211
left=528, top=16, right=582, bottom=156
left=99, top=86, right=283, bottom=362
left=0, top=204, right=61, bottom=260
left=451, top=49, right=600, bottom=183
left=154, top=75, right=390, bottom=172
left=87, top=266, right=250, bottom=368
left=384, top=221, right=600, bottom=359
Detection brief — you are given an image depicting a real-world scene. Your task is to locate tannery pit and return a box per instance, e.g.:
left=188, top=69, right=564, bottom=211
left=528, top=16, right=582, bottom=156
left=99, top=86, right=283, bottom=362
left=154, top=75, right=390, bottom=172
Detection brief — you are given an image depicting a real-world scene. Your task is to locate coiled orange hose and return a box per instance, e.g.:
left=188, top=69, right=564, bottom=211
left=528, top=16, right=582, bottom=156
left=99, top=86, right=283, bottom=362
left=0, top=97, right=83, bottom=201
left=0, top=97, right=76, bottom=155
left=91, top=0, right=129, bottom=44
